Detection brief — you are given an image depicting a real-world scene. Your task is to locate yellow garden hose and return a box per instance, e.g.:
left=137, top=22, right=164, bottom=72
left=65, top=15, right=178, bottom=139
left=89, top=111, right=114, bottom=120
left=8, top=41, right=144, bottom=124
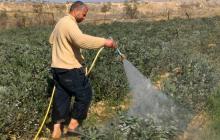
left=86, top=47, right=104, bottom=75
left=33, top=87, right=55, bottom=140
left=33, top=47, right=104, bottom=140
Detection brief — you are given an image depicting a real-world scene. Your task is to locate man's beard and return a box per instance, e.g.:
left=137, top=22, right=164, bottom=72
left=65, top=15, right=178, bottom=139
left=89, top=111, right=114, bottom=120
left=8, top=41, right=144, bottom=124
left=76, top=14, right=83, bottom=23
left=76, top=19, right=83, bottom=23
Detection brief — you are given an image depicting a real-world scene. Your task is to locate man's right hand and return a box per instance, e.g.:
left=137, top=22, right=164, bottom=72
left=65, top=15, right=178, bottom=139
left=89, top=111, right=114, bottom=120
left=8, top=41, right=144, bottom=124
left=104, top=39, right=117, bottom=48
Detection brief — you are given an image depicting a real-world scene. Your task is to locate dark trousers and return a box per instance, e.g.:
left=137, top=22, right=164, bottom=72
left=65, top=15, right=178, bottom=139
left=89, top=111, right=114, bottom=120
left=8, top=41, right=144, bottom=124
left=51, top=67, right=92, bottom=124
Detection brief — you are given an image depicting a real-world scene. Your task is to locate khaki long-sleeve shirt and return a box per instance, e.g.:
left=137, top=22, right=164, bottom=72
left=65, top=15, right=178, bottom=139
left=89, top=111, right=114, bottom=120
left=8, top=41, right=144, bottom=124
left=49, top=14, right=106, bottom=69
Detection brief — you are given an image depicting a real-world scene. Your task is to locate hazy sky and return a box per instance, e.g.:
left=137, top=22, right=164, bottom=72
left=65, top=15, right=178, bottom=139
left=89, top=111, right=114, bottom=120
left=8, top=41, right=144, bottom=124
left=49, top=0, right=168, bottom=3
left=50, top=0, right=124, bottom=3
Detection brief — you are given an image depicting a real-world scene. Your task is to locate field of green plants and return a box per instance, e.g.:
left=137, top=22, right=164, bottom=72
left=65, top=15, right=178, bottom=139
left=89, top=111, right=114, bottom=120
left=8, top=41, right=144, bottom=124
left=0, top=16, right=220, bottom=139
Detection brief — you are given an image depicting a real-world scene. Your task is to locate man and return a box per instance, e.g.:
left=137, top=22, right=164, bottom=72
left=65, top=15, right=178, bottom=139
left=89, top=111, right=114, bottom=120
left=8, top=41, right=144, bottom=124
left=49, top=1, right=117, bottom=139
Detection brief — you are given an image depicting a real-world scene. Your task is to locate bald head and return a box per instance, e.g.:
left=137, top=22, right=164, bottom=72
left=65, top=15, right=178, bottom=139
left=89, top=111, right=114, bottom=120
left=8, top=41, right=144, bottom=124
left=69, top=1, right=88, bottom=23
left=69, top=1, right=88, bottom=12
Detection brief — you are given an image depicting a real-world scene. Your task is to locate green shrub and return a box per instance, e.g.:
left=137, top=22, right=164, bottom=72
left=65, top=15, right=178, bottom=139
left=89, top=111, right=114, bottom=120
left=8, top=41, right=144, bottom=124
left=207, top=87, right=220, bottom=132
left=0, top=17, right=220, bottom=139
left=81, top=114, right=176, bottom=140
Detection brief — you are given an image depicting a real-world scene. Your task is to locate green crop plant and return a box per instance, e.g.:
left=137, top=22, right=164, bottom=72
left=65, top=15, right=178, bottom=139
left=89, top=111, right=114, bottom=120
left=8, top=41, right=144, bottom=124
left=0, top=16, right=220, bottom=139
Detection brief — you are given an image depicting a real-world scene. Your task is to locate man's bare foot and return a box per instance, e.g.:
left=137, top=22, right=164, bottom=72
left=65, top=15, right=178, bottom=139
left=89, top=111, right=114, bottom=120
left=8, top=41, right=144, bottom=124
left=68, top=119, right=79, bottom=131
left=52, top=123, right=62, bottom=139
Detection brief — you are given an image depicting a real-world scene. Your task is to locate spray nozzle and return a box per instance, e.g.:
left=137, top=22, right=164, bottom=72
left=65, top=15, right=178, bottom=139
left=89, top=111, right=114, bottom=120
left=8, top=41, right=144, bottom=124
left=116, top=48, right=123, bottom=56
left=108, top=36, right=126, bottom=61
left=116, top=48, right=126, bottom=61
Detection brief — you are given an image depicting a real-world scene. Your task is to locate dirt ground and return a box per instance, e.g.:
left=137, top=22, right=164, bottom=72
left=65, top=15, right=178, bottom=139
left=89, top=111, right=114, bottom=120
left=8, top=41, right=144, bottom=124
left=1, top=1, right=220, bottom=29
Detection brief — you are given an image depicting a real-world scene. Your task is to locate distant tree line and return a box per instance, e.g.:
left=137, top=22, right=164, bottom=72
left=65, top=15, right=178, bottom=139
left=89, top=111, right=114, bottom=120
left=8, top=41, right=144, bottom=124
left=123, top=0, right=139, bottom=19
